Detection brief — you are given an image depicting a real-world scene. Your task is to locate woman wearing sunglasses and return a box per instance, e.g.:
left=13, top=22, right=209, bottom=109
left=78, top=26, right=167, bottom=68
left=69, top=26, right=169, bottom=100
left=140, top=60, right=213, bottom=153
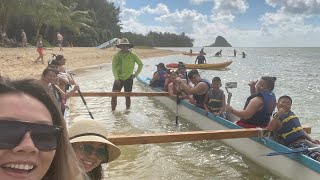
left=69, top=120, right=121, bottom=180
left=0, top=79, right=86, bottom=180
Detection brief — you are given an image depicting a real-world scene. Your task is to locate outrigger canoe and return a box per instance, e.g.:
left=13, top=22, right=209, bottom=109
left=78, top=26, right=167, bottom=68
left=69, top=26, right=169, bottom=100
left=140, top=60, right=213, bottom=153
left=182, top=52, right=206, bottom=56
left=136, top=75, right=320, bottom=180
left=166, top=61, right=232, bottom=70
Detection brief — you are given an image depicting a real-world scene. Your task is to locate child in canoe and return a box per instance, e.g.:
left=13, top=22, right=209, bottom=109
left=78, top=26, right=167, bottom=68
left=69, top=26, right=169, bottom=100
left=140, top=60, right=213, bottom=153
left=267, top=95, right=320, bottom=161
left=203, top=77, right=226, bottom=117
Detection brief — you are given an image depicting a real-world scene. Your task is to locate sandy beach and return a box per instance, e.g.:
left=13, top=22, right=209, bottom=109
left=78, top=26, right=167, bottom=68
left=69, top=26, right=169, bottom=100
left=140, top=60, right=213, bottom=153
left=0, top=47, right=180, bottom=79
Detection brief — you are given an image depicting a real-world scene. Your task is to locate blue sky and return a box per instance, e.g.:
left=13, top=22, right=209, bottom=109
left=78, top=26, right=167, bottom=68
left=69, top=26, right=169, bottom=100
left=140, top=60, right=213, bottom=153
left=110, top=0, right=320, bottom=47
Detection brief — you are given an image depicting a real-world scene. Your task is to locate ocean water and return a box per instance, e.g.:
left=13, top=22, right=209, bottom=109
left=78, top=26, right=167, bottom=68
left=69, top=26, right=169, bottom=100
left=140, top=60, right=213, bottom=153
left=69, top=47, right=320, bottom=180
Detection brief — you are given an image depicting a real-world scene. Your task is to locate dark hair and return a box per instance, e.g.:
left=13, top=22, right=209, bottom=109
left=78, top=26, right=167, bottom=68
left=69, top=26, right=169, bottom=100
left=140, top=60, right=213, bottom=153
left=42, top=68, right=58, bottom=77
left=187, top=69, right=199, bottom=79
left=87, top=165, right=103, bottom=180
left=56, top=55, right=65, bottom=61
left=278, top=95, right=292, bottom=104
left=261, top=76, right=277, bottom=91
left=212, top=77, right=221, bottom=82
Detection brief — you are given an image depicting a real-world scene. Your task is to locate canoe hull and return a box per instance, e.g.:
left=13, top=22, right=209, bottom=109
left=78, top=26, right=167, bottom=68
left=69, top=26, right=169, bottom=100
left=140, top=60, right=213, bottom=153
left=166, top=61, right=233, bottom=70
left=137, top=75, right=320, bottom=180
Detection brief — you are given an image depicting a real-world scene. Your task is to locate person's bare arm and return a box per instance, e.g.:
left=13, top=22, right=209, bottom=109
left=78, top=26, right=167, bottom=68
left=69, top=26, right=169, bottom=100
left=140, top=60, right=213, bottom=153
left=203, top=92, right=210, bottom=113
left=219, top=93, right=226, bottom=114
left=226, top=96, right=263, bottom=119
left=266, top=115, right=282, bottom=131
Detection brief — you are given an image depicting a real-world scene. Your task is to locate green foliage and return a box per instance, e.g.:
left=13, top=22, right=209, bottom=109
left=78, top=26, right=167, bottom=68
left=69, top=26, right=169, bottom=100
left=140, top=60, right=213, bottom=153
left=122, top=31, right=194, bottom=47
left=1, top=0, right=193, bottom=47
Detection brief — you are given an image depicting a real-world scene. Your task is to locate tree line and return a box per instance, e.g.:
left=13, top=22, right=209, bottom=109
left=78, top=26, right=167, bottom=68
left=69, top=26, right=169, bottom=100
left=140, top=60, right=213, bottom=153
left=0, top=0, right=193, bottom=47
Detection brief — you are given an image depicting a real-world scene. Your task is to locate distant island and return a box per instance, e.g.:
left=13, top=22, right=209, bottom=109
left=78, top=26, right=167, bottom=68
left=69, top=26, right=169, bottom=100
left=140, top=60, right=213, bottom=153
left=208, top=36, right=232, bottom=47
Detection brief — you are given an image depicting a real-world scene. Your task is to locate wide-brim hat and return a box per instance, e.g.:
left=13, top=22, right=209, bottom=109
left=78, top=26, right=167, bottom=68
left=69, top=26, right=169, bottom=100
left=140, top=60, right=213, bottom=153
left=116, top=38, right=134, bottom=49
left=69, top=120, right=121, bottom=163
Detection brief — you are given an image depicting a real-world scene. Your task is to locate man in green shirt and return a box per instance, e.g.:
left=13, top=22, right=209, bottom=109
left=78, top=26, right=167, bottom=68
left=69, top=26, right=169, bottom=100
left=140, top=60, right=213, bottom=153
left=111, top=38, right=143, bottom=111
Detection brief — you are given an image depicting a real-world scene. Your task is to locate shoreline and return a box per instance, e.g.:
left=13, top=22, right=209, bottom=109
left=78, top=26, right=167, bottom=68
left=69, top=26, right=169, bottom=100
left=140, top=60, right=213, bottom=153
left=0, top=47, right=181, bottom=79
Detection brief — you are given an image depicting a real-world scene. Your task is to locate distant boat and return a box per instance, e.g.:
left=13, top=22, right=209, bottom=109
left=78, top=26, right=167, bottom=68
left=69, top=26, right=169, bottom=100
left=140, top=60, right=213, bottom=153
left=182, top=52, right=206, bottom=56
left=166, top=61, right=232, bottom=70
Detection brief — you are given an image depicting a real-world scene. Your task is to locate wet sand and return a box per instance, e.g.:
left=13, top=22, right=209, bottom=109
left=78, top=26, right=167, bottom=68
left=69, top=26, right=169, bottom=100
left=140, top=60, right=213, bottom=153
left=0, top=47, right=180, bottom=79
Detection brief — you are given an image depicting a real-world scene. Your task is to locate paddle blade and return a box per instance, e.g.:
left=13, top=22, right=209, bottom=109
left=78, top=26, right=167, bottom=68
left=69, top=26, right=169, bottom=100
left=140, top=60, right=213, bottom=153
left=265, top=148, right=305, bottom=156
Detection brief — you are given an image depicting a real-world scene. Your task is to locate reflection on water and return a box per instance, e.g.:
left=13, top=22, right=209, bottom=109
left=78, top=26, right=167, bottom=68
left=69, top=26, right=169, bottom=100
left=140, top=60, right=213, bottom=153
left=69, top=47, right=320, bottom=179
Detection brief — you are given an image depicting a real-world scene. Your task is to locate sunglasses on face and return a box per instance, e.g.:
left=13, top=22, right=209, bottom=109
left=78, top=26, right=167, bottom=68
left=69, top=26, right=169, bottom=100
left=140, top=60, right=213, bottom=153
left=0, top=119, right=62, bottom=151
left=79, top=144, right=108, bottom=161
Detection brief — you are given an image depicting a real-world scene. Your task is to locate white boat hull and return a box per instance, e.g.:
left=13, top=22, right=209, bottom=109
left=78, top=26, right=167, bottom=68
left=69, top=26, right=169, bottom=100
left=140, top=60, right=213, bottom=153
left=137, top=75, right=320, bottom=180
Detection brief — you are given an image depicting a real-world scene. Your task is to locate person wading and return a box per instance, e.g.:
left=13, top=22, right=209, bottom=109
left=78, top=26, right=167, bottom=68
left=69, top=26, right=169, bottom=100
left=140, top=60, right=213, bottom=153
left=111, top=38, right=143, bottom=111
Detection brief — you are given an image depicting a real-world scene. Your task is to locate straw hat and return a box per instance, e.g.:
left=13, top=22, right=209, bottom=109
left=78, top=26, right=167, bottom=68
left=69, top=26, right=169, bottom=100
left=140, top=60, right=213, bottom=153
left=69, top=120, right=121, bottom=163
left=116, top=38, right=134, bottom=48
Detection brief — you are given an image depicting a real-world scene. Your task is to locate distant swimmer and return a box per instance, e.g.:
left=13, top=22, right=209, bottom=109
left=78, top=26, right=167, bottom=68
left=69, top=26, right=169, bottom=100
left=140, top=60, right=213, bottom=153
left=242, top=52, right=246, bottom=58
left=215, top=50, right=222, bottom=56
left=234, top=49, right=237, bottom=57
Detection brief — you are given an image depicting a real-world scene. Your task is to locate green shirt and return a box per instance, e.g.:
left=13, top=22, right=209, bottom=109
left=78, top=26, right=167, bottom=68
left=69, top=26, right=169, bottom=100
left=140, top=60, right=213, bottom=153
left=112, top=50, right=144, bottom=80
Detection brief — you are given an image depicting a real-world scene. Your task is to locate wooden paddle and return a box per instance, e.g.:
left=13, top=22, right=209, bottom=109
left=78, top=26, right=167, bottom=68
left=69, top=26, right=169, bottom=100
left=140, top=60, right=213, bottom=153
left=72, top=92, right=169, bottom=97
left=108, top=128, right=268, bottom=145
left=108, top=126, right=312, bottom=145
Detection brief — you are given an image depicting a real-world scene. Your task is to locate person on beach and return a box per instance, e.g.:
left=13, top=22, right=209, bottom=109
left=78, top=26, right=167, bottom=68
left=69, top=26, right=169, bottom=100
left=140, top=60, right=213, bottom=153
left=267, top=95, right=320, bottom=161
left=173, top=69, right=210, bottom=109
left=20, top=29, right=27, bottom=48
left=69, top=120, right=121, bottom=180
left=225, top=76, right=277, bottom=128
left=111, top=38, right=143, bottom=111
left=0, top=78, right=86, bottom=180
left=195, top=51, right=206, bottom=64
left=34, top=35, right=44, bottom=64
left=203, top=77, right=226, bottom=117
left=234, top=50, right=237, bottom=57
left=57, top=32, right=63, bottom=51
left=149, top=63, right=167, bottom=88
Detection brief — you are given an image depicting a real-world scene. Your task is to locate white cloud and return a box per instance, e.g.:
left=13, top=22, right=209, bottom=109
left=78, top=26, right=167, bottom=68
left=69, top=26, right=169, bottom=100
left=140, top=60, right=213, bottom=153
left=265, top=0, right=320, bottom=15
left=142, top=3, right=170, bottom=15
left=214, top=0, right=248, bottom=13
left=155, top=9, right=208, bottom=33
left=189, top=0, right=213, bottom=5
left=211, top=0, right=248, bottom=23
left=120, top=8, right=142, bottom=21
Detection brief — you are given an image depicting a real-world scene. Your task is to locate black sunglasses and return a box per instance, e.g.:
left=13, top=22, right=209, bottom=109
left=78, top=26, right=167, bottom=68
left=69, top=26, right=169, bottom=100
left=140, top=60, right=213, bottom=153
left=79, top=144, right=108, bottom=161
left=0, top=119, right=63, bottom=151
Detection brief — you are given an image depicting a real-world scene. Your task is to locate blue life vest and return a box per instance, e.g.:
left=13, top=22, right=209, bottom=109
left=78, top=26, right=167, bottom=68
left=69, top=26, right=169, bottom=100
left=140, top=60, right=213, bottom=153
left=193, top=79, right=210, bottom=108
left=244, top=91, right=276, bottom=125
left=277, top=111, right=305, bottom=145
left=151, top=69, right=166, bottom=88
left=207, top=89, right=224, bottom=112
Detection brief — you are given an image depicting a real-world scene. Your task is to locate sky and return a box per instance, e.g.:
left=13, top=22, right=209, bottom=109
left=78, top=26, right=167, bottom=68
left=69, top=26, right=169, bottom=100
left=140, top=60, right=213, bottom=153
left=109, top=0, right=320, bottom=47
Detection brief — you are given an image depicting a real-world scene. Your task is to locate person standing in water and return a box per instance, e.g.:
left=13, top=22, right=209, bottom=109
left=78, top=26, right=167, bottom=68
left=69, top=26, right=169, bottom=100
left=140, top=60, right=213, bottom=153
left=111, top=38, right=143, bottom=111
left=195, top=51, right=206, bottom=64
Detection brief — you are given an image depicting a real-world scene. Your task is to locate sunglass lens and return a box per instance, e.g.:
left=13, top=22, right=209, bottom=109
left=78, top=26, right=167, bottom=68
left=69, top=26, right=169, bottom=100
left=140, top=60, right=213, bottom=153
left=96, top=147, right=108, bottom=161
left=0, top=125, right=24, bottom=149
left=81, top=144, right=95, bottom=156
